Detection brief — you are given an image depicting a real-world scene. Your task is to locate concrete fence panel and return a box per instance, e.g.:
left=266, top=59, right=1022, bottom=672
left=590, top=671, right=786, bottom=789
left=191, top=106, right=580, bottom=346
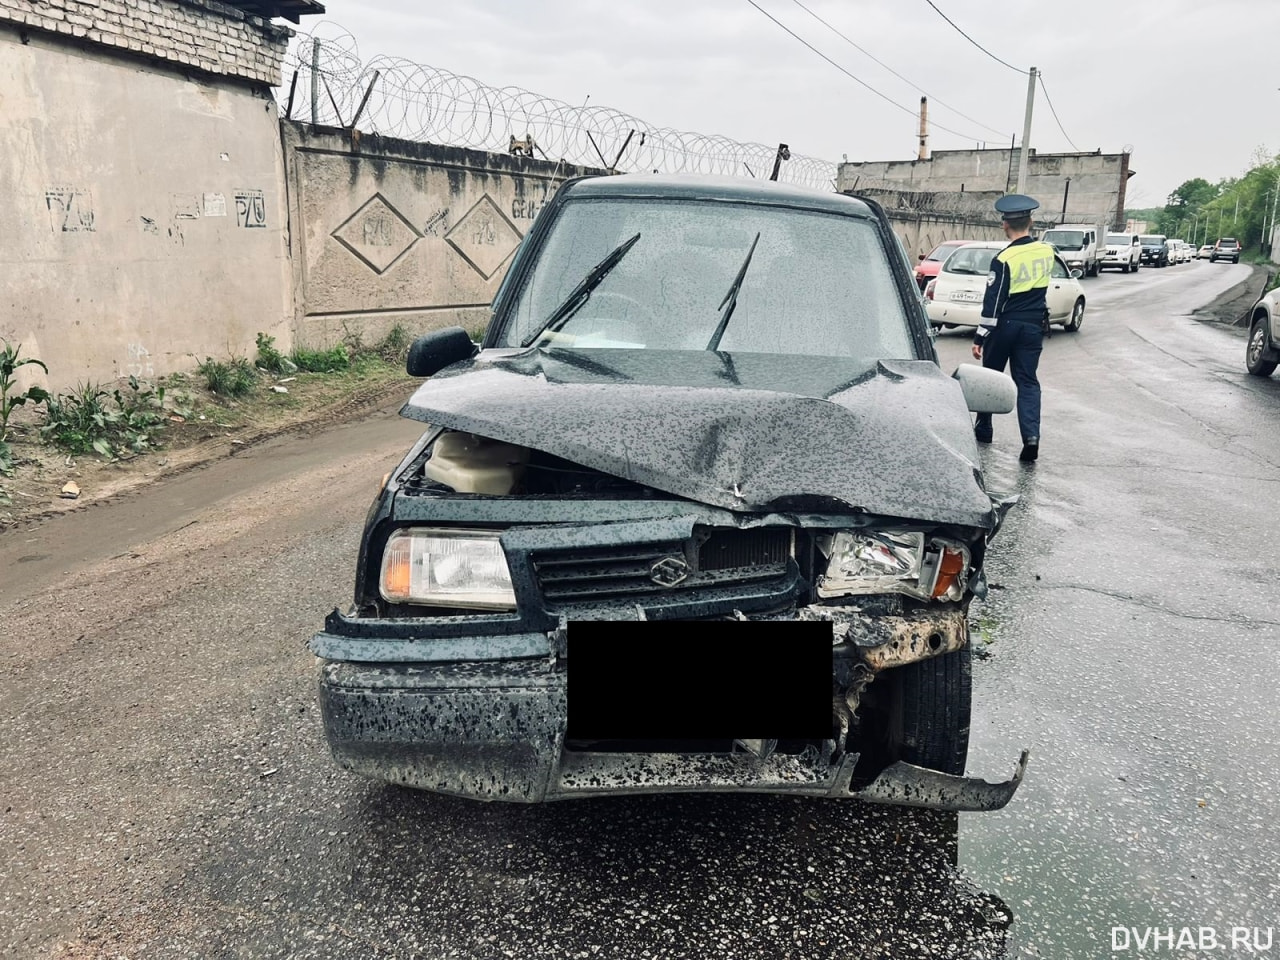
left=281, top=121, right=602, bottom=349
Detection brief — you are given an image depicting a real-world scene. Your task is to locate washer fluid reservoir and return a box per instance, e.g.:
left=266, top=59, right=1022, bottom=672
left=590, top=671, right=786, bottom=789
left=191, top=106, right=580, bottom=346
left=423, top=431, right=530, bottom=494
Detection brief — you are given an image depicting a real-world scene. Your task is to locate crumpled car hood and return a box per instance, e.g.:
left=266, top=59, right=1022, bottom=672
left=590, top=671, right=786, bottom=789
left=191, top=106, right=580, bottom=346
left=401, top=348, right=996, bottom=529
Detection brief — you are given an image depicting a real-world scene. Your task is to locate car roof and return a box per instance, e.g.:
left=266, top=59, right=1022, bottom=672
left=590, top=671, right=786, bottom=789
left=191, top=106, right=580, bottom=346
left=561, top=173, right=876, bottom=217
left=954, top=241, right=1006, bottom=249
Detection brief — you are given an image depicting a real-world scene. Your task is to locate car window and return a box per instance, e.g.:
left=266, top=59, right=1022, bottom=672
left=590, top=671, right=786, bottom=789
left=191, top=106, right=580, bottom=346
left=1042, top=230, right=1085, bottom=250
left=1106, top=234, right=1129, bottom=245
left=943, top=246, right=998, bottom=275
left=1051, top=258, right=1069, bottom=279
left=926, top=242, right=963, bottom=262
left=497, top=197, right=915, bottom=360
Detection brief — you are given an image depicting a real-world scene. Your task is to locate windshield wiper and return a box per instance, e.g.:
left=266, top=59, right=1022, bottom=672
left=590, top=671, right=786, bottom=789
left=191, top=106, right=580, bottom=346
left=705, top=231, right=761, bottom=352
left=521, top=232, right=642, bottom=348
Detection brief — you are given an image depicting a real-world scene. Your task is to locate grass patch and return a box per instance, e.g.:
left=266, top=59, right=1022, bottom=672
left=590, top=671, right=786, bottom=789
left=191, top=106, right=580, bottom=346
left=197, top=357, right=257, bottom=398
left=41, top=377, right=168, bottom=458
left=291, top=345, right=350, bottom=373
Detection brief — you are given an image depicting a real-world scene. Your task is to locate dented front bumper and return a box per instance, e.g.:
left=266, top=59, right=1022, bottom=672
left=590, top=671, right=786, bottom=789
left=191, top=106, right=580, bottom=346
left=312, top=603, right=1028, bottom=810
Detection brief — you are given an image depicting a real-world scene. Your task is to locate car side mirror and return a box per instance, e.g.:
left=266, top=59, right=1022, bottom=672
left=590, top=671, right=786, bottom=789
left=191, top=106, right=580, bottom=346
left=1070, top=268, right=1084, bottom=279
left=953, top=363, right=1016, bottom=414
left=406, top=326, right=479, bottom=377
left=918, top=253, right=926, bottom=261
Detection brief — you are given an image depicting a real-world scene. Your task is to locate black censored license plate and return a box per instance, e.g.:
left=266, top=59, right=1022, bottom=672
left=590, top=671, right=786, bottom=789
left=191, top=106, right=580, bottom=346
left=566, top=619, right=832, bottom=742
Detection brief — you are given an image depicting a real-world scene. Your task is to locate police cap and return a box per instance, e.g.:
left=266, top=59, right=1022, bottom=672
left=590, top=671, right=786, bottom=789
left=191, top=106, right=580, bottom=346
left=995, top=194, right=1040, bottom=220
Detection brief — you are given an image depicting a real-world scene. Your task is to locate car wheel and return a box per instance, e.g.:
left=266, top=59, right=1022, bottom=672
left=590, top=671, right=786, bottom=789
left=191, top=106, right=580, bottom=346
left=1234, top=258, right=1240, bottom=264
left=890, top=647, right=971, bottom=775
left=1065, top=298, right=1085, bottom=332
left=1247, top=320, right=1278, bottom=377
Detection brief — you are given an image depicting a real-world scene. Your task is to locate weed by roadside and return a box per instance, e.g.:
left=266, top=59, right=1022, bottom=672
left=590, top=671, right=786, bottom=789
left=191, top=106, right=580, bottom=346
left=255, top=333, right=295, bottom=375
left=197, top=356, right=257, bottom=397
left=41, top=376, right=168, bottom=458
left=1, top=340, right=51, bottom=442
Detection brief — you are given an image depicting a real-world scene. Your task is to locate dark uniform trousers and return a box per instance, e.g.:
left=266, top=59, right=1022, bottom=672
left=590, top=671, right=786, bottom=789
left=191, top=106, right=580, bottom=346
left=974, top=316, right=1043, bottom=443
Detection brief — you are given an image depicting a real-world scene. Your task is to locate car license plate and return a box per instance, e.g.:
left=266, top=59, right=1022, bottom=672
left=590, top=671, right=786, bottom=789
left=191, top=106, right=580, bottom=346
left=951, top=290, right=982, bottom=303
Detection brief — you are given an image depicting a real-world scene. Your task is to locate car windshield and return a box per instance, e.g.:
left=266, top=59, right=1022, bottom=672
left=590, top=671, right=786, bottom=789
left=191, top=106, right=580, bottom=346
left=1106, top=234, right=1130, bottom=245
left=1219, top=239, right=1239, bottom=247
left=1042, top=230, right=1085, bottom=250
left=943, top=246, right=998, bottom=275
left=497, top=197, right=915, bottom=360
left=1141, top=236, right=1165, bottom=245
left=926, top=242, right=964, bottom=262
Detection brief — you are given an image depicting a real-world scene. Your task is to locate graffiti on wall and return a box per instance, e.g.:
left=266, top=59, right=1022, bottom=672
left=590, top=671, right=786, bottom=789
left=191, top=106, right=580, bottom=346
left=235, top=189, right=267, bottom=228
left=45, top=187, right=95, bottom=233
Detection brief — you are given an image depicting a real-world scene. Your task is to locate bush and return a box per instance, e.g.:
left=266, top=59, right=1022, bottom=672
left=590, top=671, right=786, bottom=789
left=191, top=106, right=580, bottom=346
left=290, top=345, right=350, bottom=373
left=41, top=377, right=167, bottom=458
left=255, top=333, right=290, bottom=374
left=197, top=356, right=257, bottom=397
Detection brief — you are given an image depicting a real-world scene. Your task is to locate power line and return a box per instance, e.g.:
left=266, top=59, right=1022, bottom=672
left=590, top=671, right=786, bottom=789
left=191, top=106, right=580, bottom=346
left=1037, top=74, right=1081, bottom=152
left=921, top=0, right=1027, bottom=75
left=787, top=0, right=1007, bottom=138
left=745, top=0, right=986, bottom=142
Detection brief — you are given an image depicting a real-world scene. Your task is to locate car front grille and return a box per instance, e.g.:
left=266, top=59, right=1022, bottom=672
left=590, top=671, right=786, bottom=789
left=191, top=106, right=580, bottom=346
left=532, top=527, right=792, bottom=605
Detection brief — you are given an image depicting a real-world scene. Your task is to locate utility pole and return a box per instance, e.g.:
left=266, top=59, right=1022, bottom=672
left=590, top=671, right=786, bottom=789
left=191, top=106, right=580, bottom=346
left=1060, top=177, right=1070, bottom=224
left=1016, top=67, right=1037, bottom=194
left=917, top=97, right=929, bottom=161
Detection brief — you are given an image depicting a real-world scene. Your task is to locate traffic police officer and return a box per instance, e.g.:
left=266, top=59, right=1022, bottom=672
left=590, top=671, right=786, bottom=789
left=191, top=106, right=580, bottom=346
left=971, top=194, right=1054, bottom=462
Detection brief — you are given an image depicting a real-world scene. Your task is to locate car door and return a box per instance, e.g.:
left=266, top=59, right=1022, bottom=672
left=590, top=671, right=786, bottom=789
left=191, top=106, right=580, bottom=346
left=1046, top=256, right=1073, bottom=321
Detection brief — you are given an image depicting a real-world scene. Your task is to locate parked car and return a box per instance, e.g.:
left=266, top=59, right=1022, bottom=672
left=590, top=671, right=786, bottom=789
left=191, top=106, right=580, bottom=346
left=1139, top=234, right=1171, bottom=267
left=1101, top=232, right=1141, bottom=273
left=1198, top=244, right=1214, bottom=260
left=1211, top=237, right=1242, bottom=263
left=1169, top=239, right=1188, bottom=263
left=924, top=241, right=1086, bottom=331
left=1246, top=284, right=1280, bottom=377
left=914, top=239, right=974, bottom=290
left=310, top=174, right=1030, bottom=811
left=1041, top=222, right=1106, bottom=277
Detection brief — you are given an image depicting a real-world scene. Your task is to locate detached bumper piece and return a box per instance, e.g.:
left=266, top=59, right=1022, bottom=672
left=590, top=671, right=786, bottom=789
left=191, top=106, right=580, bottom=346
left=849, top=750, right=1030, bottom=812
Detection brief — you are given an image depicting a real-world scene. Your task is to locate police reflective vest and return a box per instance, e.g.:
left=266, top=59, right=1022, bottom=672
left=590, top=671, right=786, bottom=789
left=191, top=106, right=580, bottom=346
left=980, top=236, right=1055, bottom=328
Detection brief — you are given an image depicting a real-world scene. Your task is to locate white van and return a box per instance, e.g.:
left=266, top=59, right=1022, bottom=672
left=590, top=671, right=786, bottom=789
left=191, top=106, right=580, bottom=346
left=1102, top=232, right=1141, bottom=273
left=1041, top=222, right=1106, bottom=277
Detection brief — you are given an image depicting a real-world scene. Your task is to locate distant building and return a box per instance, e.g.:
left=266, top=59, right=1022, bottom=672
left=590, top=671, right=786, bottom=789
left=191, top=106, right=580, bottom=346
left=1126, top=220, right=1150, bottom=234
left=838, top=147, right=1136, bottom=232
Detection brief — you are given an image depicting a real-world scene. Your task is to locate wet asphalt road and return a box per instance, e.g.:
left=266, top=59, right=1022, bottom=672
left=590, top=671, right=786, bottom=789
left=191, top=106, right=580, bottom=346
left=2, top=260, right=1278, bottom=959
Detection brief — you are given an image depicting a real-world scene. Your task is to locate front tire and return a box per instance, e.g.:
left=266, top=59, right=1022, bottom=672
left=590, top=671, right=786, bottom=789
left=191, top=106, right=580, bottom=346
left=1065, top=298, right=1085, bottom=332
left=891, top=647, right=972, bottom=775
left=1247, top=320, right=1278, bottom=377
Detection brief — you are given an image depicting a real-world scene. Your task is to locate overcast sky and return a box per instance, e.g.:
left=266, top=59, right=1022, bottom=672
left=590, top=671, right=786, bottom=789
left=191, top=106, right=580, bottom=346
left=304, top=0, right=1279, bottom=206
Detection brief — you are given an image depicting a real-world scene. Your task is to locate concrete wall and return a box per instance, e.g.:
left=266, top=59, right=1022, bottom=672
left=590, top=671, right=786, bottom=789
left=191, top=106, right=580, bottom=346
left=0, top=0, right=291, bottom=86
left=838, top=148, right=1134, bottom=231
left=282, top=121, right=603, bottom=347
left=0, top=25, right=292, bottom=391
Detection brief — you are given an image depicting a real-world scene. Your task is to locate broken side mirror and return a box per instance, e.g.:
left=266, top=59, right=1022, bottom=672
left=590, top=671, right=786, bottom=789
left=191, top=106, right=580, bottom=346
left=406, top=326, right=478, bottom=377
left=952, top=363, right=1016, bottom=414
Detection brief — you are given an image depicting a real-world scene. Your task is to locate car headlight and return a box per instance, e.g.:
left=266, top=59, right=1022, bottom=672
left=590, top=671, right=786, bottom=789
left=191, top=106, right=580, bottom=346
left=815, top=530, right=970, bottom=602
left=380, top=528, right=516, bottom=609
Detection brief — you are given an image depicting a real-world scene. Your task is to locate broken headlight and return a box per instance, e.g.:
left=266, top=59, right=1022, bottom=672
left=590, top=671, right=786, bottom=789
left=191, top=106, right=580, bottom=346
left=815, top=530, right=970, bottom=602
left=379, top=528, right=517, bottom=609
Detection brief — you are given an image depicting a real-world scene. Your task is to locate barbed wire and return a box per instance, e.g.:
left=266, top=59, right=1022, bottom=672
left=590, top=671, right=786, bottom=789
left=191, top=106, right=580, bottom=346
left=277, top=23, right=838, bottom=191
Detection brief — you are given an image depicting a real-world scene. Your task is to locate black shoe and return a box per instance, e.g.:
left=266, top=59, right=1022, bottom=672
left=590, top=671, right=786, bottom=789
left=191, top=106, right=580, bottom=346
left=1019, top=438, right=1039, bottom=462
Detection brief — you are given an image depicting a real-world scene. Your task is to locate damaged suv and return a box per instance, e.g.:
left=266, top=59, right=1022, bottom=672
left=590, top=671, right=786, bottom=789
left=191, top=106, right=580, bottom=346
left=311, top=174, right=1029, bottom=810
